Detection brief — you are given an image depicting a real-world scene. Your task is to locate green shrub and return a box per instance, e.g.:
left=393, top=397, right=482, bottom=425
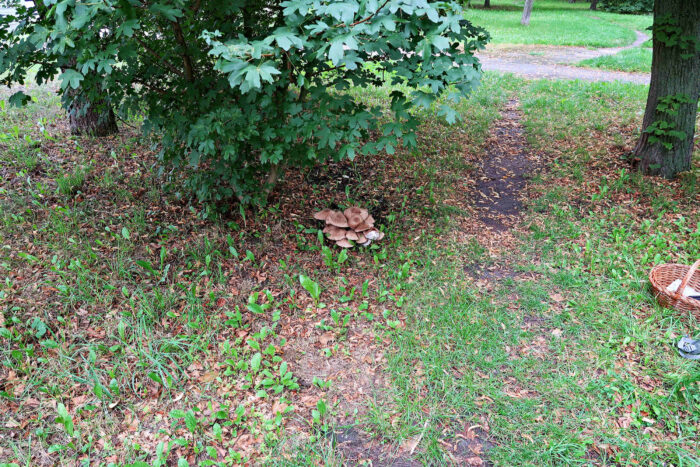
left=598, top=0, right=653, bottom=14
left=1, top=0, right=489, bottom=205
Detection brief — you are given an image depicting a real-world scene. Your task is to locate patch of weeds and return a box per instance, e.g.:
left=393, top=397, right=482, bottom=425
left=56, top=166, right=88, bottom=196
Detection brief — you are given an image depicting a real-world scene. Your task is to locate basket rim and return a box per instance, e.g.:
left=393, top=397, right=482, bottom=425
left=649, top=261, right=700, bottom=312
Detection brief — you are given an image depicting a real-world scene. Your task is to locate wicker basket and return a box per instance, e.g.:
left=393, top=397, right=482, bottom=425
left=649, top=259, right=700, bottom=317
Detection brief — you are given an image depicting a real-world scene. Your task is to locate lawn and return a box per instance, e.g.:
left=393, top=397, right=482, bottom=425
left=1, top=70, right=699, bottom=466
left=466, top=0, right=653, bottom=47
left=576, top=47, right=653, bottom=73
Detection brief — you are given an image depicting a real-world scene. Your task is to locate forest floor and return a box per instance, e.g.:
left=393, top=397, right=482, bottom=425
left=1, top=72, right=699, bottom=466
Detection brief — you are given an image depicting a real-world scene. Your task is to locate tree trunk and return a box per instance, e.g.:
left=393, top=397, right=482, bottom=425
left=521, top=0, right=534, bottom=26
left=590, top=0, right=598, bottom=11
left=484, top=0, right=490, bottom=8
left=67, top=94, right=119, bottom=137
left=634, top=0, right=700, bottom=179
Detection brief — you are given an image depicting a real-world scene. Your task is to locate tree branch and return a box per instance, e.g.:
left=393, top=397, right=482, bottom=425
left=172, top=20, right=195, bottom=81
left=134, top=35, right=185, bottom=78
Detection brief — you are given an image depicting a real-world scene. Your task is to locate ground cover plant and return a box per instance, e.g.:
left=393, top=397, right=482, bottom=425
left=2, top=1, right=700, bottom=464
left=2, top=69, right=698, bottom=465
left=371, top=77, right=699, bottom=465
left=466, top=0, right=652, bottom=47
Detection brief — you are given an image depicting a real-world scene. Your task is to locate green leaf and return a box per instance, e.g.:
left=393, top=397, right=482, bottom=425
left=251, top=352, right=262, bottom=372
left=121, top=227, right=130, bottom=240
left=299, top=274, right=321, bottom=300
left=328, top=38, right=345, bottom=65
left=59, top=69, right=84, bottom=90
left=56, top=403, right=74, bottom=437
left=184, top=410, right=197, bottom=432
left=8, top=92, right=31, bottom=108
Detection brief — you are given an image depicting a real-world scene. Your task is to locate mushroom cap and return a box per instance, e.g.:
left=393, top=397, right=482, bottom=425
left=314, top=208, right=332, bottom=221
left=354, top=221, right=372, bottom=232
left=365, top=215, right=375, bottom=225
left=378, top=231, right=385, bottom=240
left=322, top=225, right=336, bottom=234
left=365, top=228, right=381, bottom=241
left=336, top=238, right=353, bottom=248
left=344, top=206, right=368, bottom=220
left=345, top=230, right=359, bottom=241
left=356, top=232, right=367, bottom=244
left=327, top=228, right=347, bottom=241
left=326, top=211, right=349, bottom=228
left=347, top=214, right=364, bottom=229
left=360, top=240, right=372, bottom=247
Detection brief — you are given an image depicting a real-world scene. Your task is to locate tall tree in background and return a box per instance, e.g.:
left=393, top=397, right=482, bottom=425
left=521, top=0, right=534, bottom=25
left=634, top=0, right=700, bottom=178
left=590, top=0, right=599, bottom=10
left=484, top=0, right=491, bottom=8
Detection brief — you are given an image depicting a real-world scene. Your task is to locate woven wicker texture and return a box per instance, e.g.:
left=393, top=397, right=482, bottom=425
left=649, top=259, right=700, bottom=317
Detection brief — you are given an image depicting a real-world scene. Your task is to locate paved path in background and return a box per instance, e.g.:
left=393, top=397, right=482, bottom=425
left=478, top=29, right=650, bottom=84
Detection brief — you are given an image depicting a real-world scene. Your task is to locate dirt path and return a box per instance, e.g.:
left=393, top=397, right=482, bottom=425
left=478, top=30, right=649, bottom=84
left=474, top=98, right=541, bottom=232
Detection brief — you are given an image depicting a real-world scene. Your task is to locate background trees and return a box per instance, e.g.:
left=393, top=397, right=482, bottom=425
left=0, top=0, right=488, bottom=204
left=634, top=0, right=699, bottom=178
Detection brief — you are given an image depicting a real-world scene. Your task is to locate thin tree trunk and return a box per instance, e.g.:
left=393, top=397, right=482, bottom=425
left=521, top=0, right=534, bottom=26
left=590, top=0, right=598, bottom=11
left=484, top=0, right=490, bottom=8
left=634, top=0, right=700, bottom=178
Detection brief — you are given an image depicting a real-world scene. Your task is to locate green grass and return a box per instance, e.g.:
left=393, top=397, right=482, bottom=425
left=372, top=76, right=700, bottom=464
left=576, top=47, right=653, bottom=73
left=467, top=0, right=652, bottom=47
left=2, top=69, right=699, bottom=465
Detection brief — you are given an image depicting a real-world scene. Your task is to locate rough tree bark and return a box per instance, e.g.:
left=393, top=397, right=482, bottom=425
left=590, top=0, right=598, bottom=10
left=521, top=0, right=534, bottom=26
left=67, top=92, right=119, bottom=137
left=634, top=0, right=700, bottom=178
left=484, top=0, right=490, bottom=8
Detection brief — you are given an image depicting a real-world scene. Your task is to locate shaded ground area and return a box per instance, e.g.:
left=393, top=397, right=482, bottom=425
left=478, top=30, right=649, bottom=83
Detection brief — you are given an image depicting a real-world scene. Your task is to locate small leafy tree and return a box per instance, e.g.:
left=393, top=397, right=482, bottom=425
left=1, top=0, right=488, bottom=205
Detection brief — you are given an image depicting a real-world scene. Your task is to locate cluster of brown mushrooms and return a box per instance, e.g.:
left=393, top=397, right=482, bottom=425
left=314, top=207, right=385, bottom=248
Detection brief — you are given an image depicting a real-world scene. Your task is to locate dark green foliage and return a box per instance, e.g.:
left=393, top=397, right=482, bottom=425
left=0, top=0, right=488, bottom=205
left=598, top=0, right=653, bottom=14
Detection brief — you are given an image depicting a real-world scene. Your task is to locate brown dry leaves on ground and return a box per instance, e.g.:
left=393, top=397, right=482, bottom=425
left=0, top=97, right=470, bottom=465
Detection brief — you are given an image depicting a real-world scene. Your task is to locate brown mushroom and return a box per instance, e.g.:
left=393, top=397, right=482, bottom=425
left=347, top=213, right=364, bottom=229
left=322, top=225, right=337, bottom=234
left=354, top=221, right=372, bottom=232
left=346, top=230, right=359, bottom=241
left=356, top=232, right=367, bottom=244
left=326, top=211, right=349, bottom=228
left=364, top=215, right=375, bottom=225
left=344, top=206, right=368, bottom=220
left=314, top=208, right=332, bottom=221
left=327, top=228, right=347, bottom=241
left=336, top=238, right=353, bottom=248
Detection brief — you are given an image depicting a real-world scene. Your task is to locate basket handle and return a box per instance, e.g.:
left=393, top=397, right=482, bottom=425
left=676, top=259, right=700, bottom=298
